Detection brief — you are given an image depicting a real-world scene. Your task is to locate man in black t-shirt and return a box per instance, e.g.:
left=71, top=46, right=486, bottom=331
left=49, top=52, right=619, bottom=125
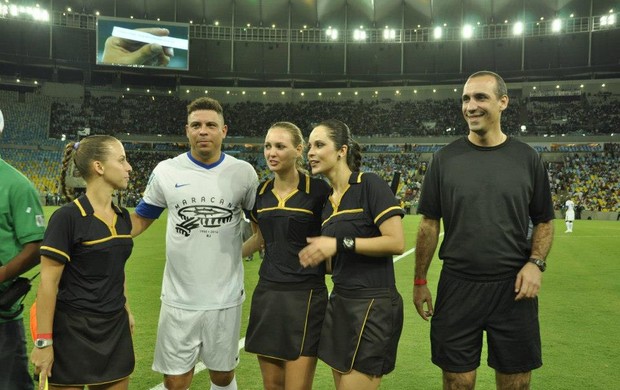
left=413, top=71, right=555, bottom=390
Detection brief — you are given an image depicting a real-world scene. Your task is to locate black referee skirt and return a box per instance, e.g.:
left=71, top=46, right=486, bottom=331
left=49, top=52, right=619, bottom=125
left=245, top=280, right=327, bottom=360
left=49, top=304, right=135, bottom=386
left=318, top=286, right=404, bottom=376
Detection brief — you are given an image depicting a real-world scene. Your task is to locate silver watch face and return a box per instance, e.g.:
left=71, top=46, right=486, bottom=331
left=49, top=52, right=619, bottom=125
left=530, top=259, right=546, bottom=272
left=35, top=339, right=52, bottom=348
left=343, top=237, right=355, bottom=249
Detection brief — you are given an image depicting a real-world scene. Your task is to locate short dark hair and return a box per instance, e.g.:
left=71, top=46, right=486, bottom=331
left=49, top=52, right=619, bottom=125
left=468, top=70, right=507, bottom=99
left=187, top=97, right=225, bottom=122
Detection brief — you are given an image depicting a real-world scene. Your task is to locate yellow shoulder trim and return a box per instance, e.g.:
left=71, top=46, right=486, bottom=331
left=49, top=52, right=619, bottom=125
left=40, top=246, right=70, bottom=262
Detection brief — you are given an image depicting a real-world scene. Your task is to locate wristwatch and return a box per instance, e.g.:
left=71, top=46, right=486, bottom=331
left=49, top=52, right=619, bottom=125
left=342, top=237, right=356, bottom=252
left=34, top=338, right=53, bottom=348
left=529, top=258, right=546, bottom=272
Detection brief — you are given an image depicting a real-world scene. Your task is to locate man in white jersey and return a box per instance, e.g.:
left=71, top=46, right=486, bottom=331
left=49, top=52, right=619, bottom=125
left=564, top=198, right=575, bottom=233
left=131, top=97, right=258, bottom=390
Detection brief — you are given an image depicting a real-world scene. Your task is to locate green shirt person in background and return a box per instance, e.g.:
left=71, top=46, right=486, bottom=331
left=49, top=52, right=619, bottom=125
left=0, top=108, right=46, bottom=390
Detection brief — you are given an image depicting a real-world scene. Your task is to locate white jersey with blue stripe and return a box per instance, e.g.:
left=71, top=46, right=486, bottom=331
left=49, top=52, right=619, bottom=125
left=136, top=152, right=258, bottom=310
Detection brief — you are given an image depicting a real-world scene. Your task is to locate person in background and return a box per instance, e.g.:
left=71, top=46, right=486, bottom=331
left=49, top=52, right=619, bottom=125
left=31, top=135, right=134, bottom=390
left=564, top=197, right=575, bottom=233
left=242, top=122, right=330, bottom=390
left=413, top=70, right=554, bottom=390
left=0, top=109, right=46, bottom=390
left=131, top=97, right=258, bottom=390
left=299, top=119, right=405, bottom=390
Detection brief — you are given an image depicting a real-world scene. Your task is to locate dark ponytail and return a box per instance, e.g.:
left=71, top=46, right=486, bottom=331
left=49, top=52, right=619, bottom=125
left=58, top=135, right=119, bottom=202
left=316, top=119, right=362, bottom=171
left=59, top=142, right=77, bottom=202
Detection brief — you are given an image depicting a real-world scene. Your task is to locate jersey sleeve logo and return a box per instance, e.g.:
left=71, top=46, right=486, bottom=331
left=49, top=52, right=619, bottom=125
left=35, top=214, right=46, bottom=227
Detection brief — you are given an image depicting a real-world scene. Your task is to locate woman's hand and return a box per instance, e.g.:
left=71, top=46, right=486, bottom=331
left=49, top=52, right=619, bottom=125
left=299, top=236, right=337, bottom=268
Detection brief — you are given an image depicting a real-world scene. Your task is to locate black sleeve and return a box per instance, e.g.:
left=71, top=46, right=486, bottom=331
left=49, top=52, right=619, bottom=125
left=417, top=155, right=442, bottom=219
left=40, top=205, right=76, bottom=264
left=529, top=153, right=555, bottom=224
left=364, top=172, right=405, bottom=227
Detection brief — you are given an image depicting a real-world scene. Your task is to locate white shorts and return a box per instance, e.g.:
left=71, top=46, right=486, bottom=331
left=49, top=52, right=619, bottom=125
left=152, top=303, right=242, bottom=375
left=565, top=210, right=575, bottom=221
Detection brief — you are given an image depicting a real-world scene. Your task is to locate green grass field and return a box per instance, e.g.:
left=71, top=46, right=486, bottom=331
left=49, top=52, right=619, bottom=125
left=21, top=207, right=620, bottom=389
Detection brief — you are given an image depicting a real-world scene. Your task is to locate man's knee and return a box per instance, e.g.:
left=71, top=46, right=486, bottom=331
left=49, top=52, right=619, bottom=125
left=163, top=370, right=194, bottom=390
left=209, top=370, right=235, bottom=387
left=495, top=371, right=531, bottom=390
left=443, top=370, right=477, bottom=390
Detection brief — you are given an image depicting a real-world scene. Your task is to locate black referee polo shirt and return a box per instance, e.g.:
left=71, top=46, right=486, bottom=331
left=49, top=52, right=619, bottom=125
left=321, top=172, right=404, bottom=290
left=40, top=195, right=133, bottom=314
left=250, top=173, right=330, bottom=285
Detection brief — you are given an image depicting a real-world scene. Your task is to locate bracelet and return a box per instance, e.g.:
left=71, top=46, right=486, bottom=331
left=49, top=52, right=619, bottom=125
left=36, top=333, right=53, bottom=339
left=414, top=279, right=427, bottom=286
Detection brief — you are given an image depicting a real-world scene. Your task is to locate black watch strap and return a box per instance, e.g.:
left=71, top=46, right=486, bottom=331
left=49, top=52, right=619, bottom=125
left=337, top=236, right=356, bottom=253
left=529, top=257, right=546, bottom=272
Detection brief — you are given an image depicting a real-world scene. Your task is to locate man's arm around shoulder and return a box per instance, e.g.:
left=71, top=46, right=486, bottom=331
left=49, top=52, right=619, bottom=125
left=130, top=212, right=155, bottom=238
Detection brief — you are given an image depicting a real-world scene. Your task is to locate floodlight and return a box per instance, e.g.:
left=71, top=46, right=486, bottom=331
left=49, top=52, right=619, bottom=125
left=552, top=18, right=561, bottom=32
left=462, top=25, right=473, bottom=39
left=601, top=14, right=616, bottom=26
left=433, top=26, right=442, bottom=39
left=326, top=27, right=338, bottom=40
left=513, top=21, right=524, bottom=36
left=383, top=28, right=396, bottom=40
left=353, top=29, right=367, bottom=41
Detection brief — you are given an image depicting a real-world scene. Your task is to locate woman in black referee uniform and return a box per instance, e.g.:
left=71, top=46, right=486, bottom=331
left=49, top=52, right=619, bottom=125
left=300, top=119, right=405, bottom=390
left=31, top=135, right=134, bottom=389
left=242, top=122, right=330, bottom=390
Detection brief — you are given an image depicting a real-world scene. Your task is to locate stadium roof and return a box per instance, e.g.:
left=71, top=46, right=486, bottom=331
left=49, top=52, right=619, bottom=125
left=0, top=0, right=618, bottom=88
left=47, top=0, right=617, bottom=28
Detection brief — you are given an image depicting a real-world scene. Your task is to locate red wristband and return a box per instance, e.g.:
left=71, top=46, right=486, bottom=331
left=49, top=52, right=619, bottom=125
left=414, top=279, right=427, bottom=286
left=36, top=333, right=53, bottom=339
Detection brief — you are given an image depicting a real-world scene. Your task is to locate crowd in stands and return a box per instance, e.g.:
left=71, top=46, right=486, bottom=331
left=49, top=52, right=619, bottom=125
left=0, top=147, right=63, bottom=197
left=548, top=144, right=620, bottom=213
left=117, top=147, right=620, bottom=214
left=1, top=89, right=618, bottom=141
left=2, top=143, right=619, bottom=213
left=1, top=88, right=619, bottom=214
left=528, top=94, right=620, bottom=135
left=0, top=90, right=64, bottom=148
left=50, top=95, right=187, bottom=138
left=45, top=93, right=619, bottom=138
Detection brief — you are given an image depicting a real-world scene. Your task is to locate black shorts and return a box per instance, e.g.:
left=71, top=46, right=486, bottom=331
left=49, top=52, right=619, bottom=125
left=431, top=269, right=542, bottom=374
left=318, top=286, right=404, bottom=376
left=245, top=280, right=327, bottom=360
left=50, top=304, right=135, bottom=386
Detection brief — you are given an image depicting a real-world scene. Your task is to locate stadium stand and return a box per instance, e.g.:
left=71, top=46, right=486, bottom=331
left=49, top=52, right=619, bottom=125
left=0, top=87, right=618, bottom=215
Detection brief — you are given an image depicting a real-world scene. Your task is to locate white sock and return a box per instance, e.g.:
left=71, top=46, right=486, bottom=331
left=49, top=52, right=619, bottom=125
left=210, top=376, right=237, bottom=390
left=566, top=222, right=570, bottom=230
left=569, top=221, right=573, bottom=231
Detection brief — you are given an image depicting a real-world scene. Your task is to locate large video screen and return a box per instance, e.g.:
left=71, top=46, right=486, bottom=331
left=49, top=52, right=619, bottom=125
left=96, top=16, right=189, bottom=70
